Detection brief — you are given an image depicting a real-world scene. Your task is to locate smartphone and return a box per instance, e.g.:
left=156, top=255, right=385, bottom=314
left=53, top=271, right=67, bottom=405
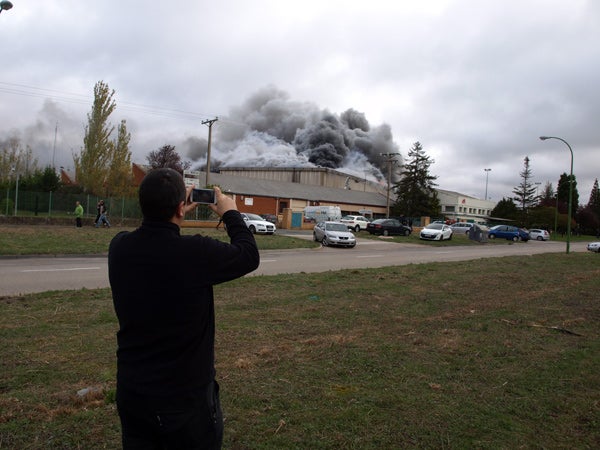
left=191, top=188, right=216, bottom=204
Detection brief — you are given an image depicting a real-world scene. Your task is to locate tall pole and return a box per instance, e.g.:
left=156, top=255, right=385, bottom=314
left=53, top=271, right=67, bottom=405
left=380, top=152, right=401, bottom=218
left=202, top=117, right=218, bottom=187
left=484, top=168, right=491, bottom=200
left=539, top=136, right=573, bottom=254
left=52, top=122, right=58, bottom=169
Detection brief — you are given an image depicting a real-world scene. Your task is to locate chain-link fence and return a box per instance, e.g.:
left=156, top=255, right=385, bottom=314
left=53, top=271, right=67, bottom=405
left=1, top=189, right=214, bottom=222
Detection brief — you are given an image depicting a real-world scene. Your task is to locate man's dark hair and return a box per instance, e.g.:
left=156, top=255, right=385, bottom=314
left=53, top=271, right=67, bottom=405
left=139, top=168, right=186, bottom=221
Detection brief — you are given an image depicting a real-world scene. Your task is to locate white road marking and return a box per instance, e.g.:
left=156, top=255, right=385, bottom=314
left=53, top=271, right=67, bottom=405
left=22, top=267, right=101, bottom=273
left=260, top=259, right=277, bottom=263
left=356, top=255, right=384, bottom=258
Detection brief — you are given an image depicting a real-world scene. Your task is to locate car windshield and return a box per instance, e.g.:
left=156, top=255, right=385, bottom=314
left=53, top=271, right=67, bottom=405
left=245, top=213, right=264, bottom=221
left=426, top=223, right=443, bottom=230
left=326, top=223, right=349, bottom=232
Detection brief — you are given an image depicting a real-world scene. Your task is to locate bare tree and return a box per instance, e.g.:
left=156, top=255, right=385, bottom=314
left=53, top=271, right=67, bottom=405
left=146, top=145, right=191, bottom=173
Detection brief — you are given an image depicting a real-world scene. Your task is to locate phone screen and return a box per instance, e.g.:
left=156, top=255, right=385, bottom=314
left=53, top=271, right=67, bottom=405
left=191, top=188, right=216, bottom=204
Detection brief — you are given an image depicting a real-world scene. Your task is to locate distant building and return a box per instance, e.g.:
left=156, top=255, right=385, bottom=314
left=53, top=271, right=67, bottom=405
left=437, top=189, right=496, bottom=223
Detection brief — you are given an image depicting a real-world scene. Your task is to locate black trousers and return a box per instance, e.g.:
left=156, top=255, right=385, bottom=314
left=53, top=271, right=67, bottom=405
left=117, top=381, right=223, bottom=450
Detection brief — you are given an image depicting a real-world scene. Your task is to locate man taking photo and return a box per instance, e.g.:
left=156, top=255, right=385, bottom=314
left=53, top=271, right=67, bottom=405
left=108, top=168, right=260, bottom=449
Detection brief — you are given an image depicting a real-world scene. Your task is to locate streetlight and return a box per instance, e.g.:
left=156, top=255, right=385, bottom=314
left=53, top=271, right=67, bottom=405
left=484, top=168, right=491, bottom=200
left=0, top=1, right=13, bottom=14
left=539, top=136, right=573, bottom=254
left=380, top=152, right=401, bottom=218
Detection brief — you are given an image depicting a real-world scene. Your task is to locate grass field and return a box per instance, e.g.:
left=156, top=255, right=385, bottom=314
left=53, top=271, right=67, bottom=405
left=1, top=252, right=599, bottom=449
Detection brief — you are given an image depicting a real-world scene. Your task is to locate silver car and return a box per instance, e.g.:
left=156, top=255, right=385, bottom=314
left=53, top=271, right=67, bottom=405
left=313, top=221, right=356, bottom=248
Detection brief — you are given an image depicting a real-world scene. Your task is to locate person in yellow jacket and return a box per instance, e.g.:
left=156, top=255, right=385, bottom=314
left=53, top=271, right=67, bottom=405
left=74, top=201, right=84, bottom=227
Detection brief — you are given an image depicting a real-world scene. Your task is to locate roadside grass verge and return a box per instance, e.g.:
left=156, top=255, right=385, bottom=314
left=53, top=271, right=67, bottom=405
left=1, top=253, right=599, bottom=448
left=0, top=225, right=317, bottom=255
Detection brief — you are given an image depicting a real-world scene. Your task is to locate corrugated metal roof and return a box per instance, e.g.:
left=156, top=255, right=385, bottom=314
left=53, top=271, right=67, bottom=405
left=200, top=171, right=388, bottom=207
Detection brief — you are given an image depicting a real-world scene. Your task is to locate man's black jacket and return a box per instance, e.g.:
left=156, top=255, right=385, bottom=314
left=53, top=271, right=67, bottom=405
left=108, top=210, right=259, bottom=397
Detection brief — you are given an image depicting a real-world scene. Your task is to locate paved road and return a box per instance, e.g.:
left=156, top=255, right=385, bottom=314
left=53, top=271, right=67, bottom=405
left=0, top=236, right=589, bottom=297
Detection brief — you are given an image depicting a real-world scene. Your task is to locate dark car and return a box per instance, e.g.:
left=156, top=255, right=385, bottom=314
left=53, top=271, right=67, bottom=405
left=488, top=225, right=529, bottom=242
left=366, top=218, right=412, bottom=236
left=261, top=214, right=277, bottom=224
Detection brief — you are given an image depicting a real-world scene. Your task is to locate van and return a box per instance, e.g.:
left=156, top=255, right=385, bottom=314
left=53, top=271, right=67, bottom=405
left=303, top=206, right=342, bottom=223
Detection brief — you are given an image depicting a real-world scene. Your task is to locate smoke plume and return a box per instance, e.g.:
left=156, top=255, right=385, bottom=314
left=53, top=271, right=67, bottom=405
left=188, top=86, right=400, bottom=181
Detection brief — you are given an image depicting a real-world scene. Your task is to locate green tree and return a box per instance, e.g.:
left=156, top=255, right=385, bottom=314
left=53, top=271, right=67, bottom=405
left=391, top=142, right=440, bottom=218
left=512, top=156, right=536, bottom=211
left=19, top=166, right=60, bottom=192
left=587, top=178, right=600, bottom=218
left=146, top=144, right=191, bottom=173
left=490, top=197, right=518, bottom=221
left=556, top=172, right=579, bottom=217
left=105, top=120, right=134, bottom=197
left=538, top=181, right=555, bottom=208
left=74, top=81, right=116, bottom=194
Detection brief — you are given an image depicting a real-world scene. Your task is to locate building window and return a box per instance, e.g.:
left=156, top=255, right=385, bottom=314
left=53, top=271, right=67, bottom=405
left=445, top=205, right=455, bottom=212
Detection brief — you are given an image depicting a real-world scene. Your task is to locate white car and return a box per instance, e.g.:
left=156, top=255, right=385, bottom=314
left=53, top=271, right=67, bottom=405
left=313, top=221, right=356, bottom=247
left=339, top=215, right=371, bottom=232
left=529, top=229, right=550, bottom=241
left=419, top=223, right=453, bottom=241
left=587, top=242, right=600, bottom=253
left=240, top=213, right=276, bottom=235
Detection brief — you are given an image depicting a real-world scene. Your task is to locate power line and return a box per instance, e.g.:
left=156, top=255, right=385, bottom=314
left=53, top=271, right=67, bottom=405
left=0, top=81, right=221, bottom=123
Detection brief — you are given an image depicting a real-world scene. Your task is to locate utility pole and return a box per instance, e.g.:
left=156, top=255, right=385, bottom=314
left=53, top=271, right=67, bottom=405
left=380, top=152, right=401, bottom=218
left=202, top=117, right=218, bottom=186
left=52, top=122, right=58, bottom=169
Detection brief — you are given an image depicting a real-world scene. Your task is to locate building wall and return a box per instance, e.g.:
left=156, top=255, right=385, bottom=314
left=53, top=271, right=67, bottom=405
left=437, top=190, right=496, bottom=223
left=234, top=194, right=279, bottom=215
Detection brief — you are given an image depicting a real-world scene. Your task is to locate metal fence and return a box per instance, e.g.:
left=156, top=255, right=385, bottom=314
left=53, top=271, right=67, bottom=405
left=1, top=190, right=214, bottom=222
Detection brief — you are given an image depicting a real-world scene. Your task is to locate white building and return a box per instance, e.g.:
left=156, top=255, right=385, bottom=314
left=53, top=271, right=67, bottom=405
left=436, top=189, right=496, bottom=223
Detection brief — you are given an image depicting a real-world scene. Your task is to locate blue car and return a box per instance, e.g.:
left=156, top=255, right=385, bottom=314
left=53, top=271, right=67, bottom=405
left=488, top=225, right=529, bottom=242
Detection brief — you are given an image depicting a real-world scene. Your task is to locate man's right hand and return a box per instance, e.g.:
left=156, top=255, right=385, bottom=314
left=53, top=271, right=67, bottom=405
left=210, top=186, right=238, bottom=217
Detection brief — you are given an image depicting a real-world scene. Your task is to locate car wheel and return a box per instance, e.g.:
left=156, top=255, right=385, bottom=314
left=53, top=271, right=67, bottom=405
left=383, top=230, right=389, bottom=236
left=322, top=237, right=329, bottom=246
left=354, top=225, right=360, bottom=232
left=249, top=225, right=257, bottom=234
left=489, top=234, right=495, bottom=239
left=404, top=229, right=410, bottom=236
left=512, top=236, right=518, bottom=242
left=537, top=236, right=543, bottom=241
left=447, top=234, right=452, bottom=240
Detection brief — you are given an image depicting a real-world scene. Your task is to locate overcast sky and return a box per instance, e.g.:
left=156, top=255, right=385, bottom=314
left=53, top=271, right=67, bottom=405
left=1, top=0, right=598, bottom=204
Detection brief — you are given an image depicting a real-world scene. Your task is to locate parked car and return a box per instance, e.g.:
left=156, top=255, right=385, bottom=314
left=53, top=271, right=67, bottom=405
left=487, top=225, right=529, bottom=242
left=529, top=229, right=550, bottom=241
left=240, top=213, right=276, bottom=235
left=450, top=222, right=474, bottom=235
left=366, top=218, right=412, bottom=236
left=340, top=215, right=371, bottom=232
left=313, top=221, right=356, bottom=247
left=260, top=214, right=278, bottom=224
left=419, top=223, right=453, bottom=241
left=586, top=242, right=600, bottom=253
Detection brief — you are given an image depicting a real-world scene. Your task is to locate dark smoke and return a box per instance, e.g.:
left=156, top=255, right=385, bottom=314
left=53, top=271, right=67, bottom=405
left=189, top=86, right=401, bottom=181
